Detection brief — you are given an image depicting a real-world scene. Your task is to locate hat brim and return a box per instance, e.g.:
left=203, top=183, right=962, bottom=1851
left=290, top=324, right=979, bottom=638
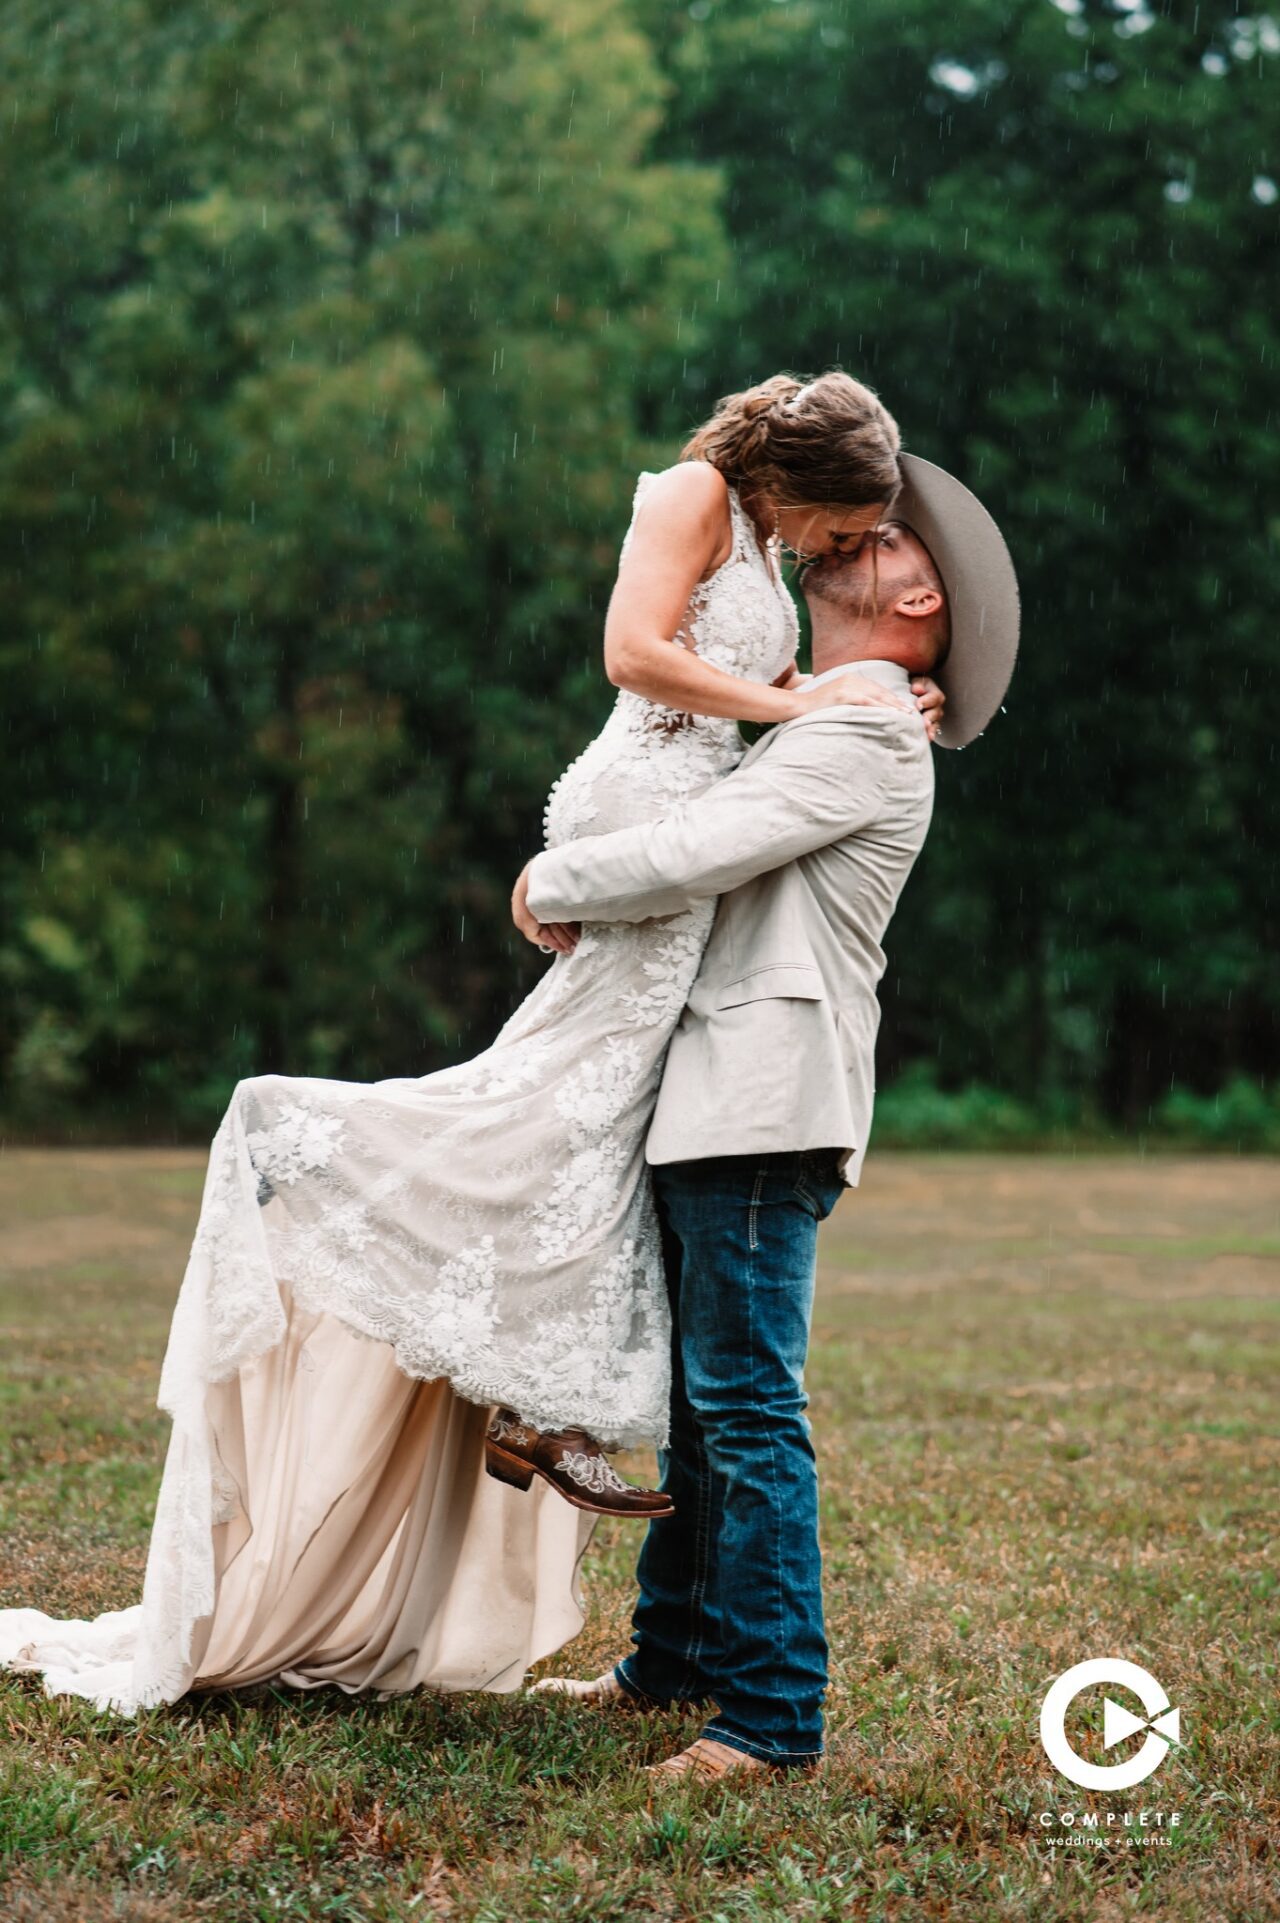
left=891, top=453, right=1020, bottom=749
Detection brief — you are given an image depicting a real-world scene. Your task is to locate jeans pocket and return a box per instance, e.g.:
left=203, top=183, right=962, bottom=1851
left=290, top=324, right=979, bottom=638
left=794, top=1151, right=844, bottom=1221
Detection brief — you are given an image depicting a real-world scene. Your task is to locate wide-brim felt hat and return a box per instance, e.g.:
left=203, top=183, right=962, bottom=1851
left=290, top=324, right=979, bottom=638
left=891, top=452, right=1020, bottom=750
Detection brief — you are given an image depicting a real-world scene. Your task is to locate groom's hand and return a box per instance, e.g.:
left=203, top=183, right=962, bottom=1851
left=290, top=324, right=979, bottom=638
left=910, top=674, right=946, bottom=742
left=512, top=861, right=580, bottom=955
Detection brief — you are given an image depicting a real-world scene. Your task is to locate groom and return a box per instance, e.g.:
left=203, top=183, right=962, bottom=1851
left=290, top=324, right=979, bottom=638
left=513, top=455, right=1019, bottom=1781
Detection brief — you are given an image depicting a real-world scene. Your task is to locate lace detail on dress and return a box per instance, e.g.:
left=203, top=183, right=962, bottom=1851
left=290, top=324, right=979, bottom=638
left=419, top=1239, right=500, bottom=1353
left=621, top=920, right=710, bottom=1028
left=532, top=1036, right=645, bottom=1263
left=245, top=1104, right=346, bottom=1200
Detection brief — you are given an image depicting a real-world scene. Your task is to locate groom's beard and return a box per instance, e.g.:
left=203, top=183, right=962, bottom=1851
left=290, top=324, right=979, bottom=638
left=801, top=553, right=884, bottom=625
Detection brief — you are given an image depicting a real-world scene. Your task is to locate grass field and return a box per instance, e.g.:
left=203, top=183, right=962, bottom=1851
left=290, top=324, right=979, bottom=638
left=1, top=1149, right=1277, bottom=1922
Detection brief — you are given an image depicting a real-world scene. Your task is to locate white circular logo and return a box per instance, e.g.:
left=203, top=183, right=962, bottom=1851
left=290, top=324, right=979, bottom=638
left=1039, top=1659, right=1182, bottom=1790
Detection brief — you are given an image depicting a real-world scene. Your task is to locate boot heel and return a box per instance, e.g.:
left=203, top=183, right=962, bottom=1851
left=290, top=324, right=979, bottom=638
left=485, top=1440, right=535, bottom=1491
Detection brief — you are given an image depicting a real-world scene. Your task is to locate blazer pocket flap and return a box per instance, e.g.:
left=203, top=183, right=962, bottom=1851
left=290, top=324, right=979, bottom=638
left=715, top=965, right=825, bottom=1009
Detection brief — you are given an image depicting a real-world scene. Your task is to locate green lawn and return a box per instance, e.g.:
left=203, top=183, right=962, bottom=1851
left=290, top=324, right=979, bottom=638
left=1, top=1150, right=1277, bottom=1921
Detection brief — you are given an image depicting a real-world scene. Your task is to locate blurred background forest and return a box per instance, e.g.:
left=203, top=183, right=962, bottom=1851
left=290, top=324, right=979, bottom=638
left=1, top=0, right=1276, bottom=1147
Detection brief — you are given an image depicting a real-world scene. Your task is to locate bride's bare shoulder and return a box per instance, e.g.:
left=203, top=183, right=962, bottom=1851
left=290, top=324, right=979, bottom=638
left=630, top=462, right=732, bottom=559
left=640, top=460, right=730, bottom=517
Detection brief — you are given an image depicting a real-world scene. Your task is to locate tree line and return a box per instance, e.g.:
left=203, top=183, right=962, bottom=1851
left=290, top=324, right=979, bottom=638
left=1, top=0, right=1275, bottom=1142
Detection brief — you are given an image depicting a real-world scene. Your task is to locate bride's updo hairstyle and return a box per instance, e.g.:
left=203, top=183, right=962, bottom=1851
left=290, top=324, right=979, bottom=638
left=682, top=371, right=902, bottom=515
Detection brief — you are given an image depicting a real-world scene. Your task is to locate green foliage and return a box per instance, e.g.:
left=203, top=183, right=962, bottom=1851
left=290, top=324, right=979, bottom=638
left=647, top=0, right=1280, bottom=1125
left=1152, top=1073, right=1280, bottom=1151
left=0, top=0, right=723, bottom=1126
left=0, top=0, right=1275, bottom=1136
left=872, top=1063, right=1063, bottom=1147
left=873, top=1062, right=1280, bottom=1149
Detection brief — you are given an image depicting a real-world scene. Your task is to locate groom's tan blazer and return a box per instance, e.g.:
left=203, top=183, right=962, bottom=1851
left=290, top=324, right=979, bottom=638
left=526, top=660, right=935, bottom=1185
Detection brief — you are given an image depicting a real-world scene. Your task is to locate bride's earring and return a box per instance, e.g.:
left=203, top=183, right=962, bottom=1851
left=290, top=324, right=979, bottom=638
left=771, top=510, right=787, bottom=571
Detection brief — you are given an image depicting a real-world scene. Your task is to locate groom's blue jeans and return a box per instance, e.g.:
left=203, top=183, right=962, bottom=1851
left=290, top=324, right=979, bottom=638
left=613, top=1148, right=846, bottom=1765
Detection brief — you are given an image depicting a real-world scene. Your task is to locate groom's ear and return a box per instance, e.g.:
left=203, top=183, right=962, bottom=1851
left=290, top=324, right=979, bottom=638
left=894, top=585, right=945, bottom=621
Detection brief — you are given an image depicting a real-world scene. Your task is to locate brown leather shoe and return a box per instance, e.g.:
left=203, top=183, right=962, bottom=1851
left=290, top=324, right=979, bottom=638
left=484, top=1410, right=675, bottom=1519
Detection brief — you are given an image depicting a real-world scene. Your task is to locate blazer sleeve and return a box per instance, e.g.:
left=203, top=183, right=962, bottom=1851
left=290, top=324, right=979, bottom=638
left=526, top=708, right=927, bottom=925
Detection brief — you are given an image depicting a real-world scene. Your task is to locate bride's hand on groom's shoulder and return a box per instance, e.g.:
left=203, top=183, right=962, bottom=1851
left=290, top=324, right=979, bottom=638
left=512, top=862, right=580, bottom=956
left=794, top=674, right=916, bottom=721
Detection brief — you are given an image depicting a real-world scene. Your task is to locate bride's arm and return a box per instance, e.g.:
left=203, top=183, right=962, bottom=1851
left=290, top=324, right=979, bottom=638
left=604, top=464, right=908, bottom=728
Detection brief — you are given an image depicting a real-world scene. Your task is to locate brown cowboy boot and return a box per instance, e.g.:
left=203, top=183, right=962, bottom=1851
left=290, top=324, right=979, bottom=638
left=484, top=1409, right=675, bottom=1520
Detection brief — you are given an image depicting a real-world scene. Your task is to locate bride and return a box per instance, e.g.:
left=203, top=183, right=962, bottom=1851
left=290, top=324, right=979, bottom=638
left=0, top=371, right=943, bottom=1715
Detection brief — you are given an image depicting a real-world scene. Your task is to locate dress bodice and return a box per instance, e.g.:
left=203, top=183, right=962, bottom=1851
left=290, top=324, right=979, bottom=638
left=543, top=468, right=800, bottom=850
left=616, top=467, right=799, bottom=713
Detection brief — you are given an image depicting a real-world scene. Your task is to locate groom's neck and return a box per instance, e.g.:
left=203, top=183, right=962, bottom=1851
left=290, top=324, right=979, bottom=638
left=808, top=611, right=925, bottom=680
left=810, top=631, right=906, bottom=679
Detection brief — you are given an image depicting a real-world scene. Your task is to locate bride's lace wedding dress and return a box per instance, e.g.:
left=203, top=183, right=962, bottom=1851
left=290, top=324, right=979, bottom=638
left=0, top=473, right=797, bottom=1714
